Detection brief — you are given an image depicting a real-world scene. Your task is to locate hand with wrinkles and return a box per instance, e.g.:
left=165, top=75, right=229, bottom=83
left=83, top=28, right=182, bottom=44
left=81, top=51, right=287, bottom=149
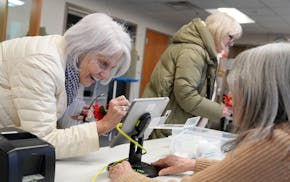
left=152, top=155, right=196, bottom=176
left=96, top=95, right=130, bottom=135
left=109, top=161, right=132, bottom=182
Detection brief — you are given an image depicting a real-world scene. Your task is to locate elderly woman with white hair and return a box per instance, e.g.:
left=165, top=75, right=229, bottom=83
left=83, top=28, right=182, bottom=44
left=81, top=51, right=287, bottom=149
left=0, top=13, right=131, bottom=159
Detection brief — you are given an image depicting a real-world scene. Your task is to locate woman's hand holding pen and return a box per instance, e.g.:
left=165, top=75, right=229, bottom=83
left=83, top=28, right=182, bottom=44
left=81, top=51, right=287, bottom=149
left=97, top=95, right=130, bottom=135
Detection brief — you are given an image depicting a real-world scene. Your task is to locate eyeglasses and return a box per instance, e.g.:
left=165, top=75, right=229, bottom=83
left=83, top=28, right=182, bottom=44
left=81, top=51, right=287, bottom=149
left=95, top=54, right=111, bottom=71
left=228, top=35, right=235, bottom=46
left=92, top=54, right=115, bottom=79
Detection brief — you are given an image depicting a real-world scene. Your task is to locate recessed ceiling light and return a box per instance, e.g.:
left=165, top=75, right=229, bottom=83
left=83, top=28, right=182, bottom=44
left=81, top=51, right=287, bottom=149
left=8, top=0, right=25, bottom=7
left=165, top=1, right=201, bottom=11
left=207, top=8, right=255, bottom=24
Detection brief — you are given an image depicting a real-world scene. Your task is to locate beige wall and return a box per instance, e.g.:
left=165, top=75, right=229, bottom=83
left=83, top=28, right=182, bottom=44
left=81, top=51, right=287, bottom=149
left=39, top=0, right=290, bottom=99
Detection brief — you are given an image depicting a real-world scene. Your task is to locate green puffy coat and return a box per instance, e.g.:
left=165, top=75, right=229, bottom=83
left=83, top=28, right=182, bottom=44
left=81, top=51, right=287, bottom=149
left=142, top=18, right=223, bottom=138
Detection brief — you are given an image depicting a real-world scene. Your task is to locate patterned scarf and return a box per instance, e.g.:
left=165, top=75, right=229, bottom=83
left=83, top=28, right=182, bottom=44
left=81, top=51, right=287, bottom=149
left=65, top=62, right=80, bottom=106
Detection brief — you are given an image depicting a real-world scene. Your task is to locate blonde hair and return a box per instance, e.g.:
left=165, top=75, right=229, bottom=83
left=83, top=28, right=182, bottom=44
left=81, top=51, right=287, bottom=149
left=205, top=12, right=242, bottom=50
left=64, top=13, right=132, bottom=84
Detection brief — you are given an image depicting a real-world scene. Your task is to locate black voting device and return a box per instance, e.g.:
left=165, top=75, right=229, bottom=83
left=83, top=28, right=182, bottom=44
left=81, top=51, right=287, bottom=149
left=127, top=112, right=159, bottom=177
left=0, top=127, right=55, bottom=182
left=109, top=97, right=169, bottom=177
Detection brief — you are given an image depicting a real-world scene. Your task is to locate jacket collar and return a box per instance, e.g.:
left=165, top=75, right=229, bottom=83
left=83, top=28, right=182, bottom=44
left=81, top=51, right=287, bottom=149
left=172, top=18, right=217, bottom=65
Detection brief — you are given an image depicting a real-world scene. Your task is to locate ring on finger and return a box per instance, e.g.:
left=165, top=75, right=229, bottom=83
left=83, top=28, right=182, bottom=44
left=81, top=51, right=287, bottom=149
left=120, top=106, right=128, bottom=111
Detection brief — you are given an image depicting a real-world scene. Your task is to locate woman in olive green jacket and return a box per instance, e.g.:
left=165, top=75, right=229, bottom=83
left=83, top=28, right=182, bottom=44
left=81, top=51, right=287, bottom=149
left=143, top=13, right=242, bottom=138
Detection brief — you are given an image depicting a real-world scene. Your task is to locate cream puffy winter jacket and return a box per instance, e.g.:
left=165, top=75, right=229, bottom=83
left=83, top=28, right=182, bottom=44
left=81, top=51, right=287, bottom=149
left=0, top=35, right=99, bottom=159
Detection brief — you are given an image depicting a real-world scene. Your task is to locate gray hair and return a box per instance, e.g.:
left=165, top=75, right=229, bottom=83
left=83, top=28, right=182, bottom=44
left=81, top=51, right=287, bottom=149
left=205, top=12, right=242, bottom=50
left=64, top=13, right=132, bottom=84
left=227, top=42, right=290, bottom=148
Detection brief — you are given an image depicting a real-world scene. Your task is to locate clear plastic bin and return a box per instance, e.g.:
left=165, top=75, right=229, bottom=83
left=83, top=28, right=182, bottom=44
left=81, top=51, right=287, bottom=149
left=170, top=126, right=236, bottom=160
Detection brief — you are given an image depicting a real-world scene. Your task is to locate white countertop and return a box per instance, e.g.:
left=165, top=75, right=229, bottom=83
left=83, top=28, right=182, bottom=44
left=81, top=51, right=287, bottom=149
left=55, top=137, right=184, bottom=182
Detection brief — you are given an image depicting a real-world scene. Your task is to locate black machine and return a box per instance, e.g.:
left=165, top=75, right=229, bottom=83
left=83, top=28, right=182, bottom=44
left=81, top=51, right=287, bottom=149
left=108, top=113, right=160, bottom=177
left=108, top=97, right=169, bottom=177
left=0, top=127, right=55, bottom=182
left=127, top=112, right=160, bottom=177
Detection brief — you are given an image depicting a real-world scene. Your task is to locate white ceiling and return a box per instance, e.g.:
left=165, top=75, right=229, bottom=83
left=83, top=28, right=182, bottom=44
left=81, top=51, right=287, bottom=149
left=101, top=0, right=290, bottom=35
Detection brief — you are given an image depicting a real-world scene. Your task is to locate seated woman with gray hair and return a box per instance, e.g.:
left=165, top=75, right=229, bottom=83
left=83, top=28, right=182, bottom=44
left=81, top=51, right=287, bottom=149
left=109, top=42, right=290, bottom=181
left=0, top=13, right=131, bottom=159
